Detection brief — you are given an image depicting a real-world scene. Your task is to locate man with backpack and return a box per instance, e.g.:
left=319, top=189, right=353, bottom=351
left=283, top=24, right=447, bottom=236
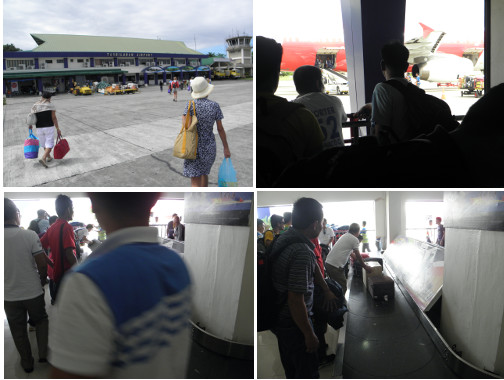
left=28, top=209, right=50, bottom=235
left=269, top=197, right=338, bottom=378
left=256, top=36, right=324, bottom=187
left=356, top=41, right=458, bottom=145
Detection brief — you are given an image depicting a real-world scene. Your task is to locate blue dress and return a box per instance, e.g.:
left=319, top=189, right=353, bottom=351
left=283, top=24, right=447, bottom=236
left=182, top=98, right=224, bottom=177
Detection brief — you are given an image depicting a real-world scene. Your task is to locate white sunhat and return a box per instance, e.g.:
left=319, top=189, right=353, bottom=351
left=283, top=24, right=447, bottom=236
left=190, top=77, right=214, bottom=99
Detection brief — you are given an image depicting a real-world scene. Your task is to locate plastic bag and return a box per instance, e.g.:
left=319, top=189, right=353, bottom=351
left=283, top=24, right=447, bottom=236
left=218, top=158, right=238, bottom=187
left=24, top=131, right=39, bottom=159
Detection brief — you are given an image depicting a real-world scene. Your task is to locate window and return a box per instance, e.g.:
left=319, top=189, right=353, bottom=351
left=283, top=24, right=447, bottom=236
left=57, top=59, right=64, bottom=63
left=77, top=59, right=84, bottom=63
left=405, top=201, right=445, bottom=242
left=174, top=58, right=186, bottom=66
left=45, top=60, right=53, bottom=63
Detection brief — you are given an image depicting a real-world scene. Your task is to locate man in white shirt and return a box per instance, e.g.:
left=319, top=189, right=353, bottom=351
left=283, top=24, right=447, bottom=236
left=292, top=65, right=347, bottom=149
left=325, top=223, right=372, bottom=296
left=4, top=198, right=49, bottom=373
left=318, top=218, right=335, bottom=263
left=49, top=193, right=192, bottom=378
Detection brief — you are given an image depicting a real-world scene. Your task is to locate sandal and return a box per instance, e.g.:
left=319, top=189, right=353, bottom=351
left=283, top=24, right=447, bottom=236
left=46, top=157, right=53, bottom=162
left=39, top=159, right=48, bottom=168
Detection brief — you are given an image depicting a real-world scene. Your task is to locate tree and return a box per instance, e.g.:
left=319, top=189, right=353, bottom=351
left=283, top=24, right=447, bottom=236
left=3, top=44, right=21, bottom=52
left=207, top=52, right=226, bottom=58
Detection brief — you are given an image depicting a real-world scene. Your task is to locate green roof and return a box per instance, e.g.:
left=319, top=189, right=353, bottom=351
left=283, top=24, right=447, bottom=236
left=30, top=34, right=204, bottom=55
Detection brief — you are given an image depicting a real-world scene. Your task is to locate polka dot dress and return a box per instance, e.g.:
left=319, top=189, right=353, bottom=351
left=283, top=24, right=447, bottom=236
left=183, top=98, right=224, bottom=177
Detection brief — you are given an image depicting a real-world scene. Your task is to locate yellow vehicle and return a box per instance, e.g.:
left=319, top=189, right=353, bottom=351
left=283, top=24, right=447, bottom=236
left=230, top=69, right=241, bottom=79
left=104, top=84, right=138, bottom=95
left=72, top=85, right=93, bottom=95
left=213, top=70, right=226, bottom=80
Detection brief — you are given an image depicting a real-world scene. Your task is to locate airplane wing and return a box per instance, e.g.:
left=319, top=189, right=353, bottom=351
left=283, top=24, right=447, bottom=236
left=405, top=23, right=446, bottom=64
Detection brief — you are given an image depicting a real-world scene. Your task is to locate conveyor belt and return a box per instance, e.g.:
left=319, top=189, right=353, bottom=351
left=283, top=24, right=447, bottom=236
left=343, top=268, right=458, bottom=378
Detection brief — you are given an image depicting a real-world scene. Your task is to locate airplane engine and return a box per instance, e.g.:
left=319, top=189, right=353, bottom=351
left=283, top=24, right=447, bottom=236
left=412, top=54, right=475, bottom=83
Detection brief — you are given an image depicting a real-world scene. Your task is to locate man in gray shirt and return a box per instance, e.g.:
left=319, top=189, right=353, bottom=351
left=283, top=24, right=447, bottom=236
left=271, top=197, right=338, bottom=378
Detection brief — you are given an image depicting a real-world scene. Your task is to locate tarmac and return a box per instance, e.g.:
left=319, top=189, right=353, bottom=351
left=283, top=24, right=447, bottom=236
left=3, top=80, right=253, bottom=187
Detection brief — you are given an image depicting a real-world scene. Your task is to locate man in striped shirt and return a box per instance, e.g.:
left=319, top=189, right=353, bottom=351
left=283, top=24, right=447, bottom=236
left=271, top=197, right=338, bottom=378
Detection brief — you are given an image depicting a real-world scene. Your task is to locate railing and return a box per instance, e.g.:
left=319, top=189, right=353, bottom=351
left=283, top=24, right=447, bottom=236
left=342, top=114, right=465, bottom=145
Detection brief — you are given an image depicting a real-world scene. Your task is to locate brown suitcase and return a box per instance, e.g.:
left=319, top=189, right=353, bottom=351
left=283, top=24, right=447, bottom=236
left=367, top=274, right=395, bottom=300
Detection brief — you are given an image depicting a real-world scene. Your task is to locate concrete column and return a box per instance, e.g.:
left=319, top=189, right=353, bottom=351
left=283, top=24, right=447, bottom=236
left=90, top=57, right=94, bottom=67
left=340, top=0, right=406, bottom=113
left=34, top=58, right=39, bottom=69
left=114, top=57, right=118, bottom=67
left=182, top=194, right=254, bottom=344
left=37, top=78, right=43, bottom=94
left=3, top=59, right=6, bottom=71
left=441, top=191, right=504, bottom=376
left=64, top=58, right=68, bottom=69
left=487, top=0, right=504, bottom=87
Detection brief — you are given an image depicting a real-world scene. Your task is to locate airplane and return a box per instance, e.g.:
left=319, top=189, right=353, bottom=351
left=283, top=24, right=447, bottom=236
left=280, top=23, right=484, bottom=83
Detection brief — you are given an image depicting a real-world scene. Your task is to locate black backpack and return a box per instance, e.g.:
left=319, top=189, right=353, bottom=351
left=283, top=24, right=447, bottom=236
left=28, top=219, right=41, bottom=234
left=257, top=97, right=306, bottom=187
left=382, top=80, right=459, bottom=143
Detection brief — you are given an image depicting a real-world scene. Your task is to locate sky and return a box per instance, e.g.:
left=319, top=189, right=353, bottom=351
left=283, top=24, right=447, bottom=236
left=255, top=0, right=484, bottom=44
left=3, top=0, right=253, bottom=55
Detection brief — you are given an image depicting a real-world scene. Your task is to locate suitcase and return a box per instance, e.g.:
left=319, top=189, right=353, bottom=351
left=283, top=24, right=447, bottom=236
left=362, top=261, right=382, bottom=288
left=352, top=253, right=370, bottom=278
left=367, top=275, right=395, bottom=300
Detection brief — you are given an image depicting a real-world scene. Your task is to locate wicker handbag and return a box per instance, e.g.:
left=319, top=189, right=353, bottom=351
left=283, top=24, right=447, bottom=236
left=173, top=101, right=198, bottom=159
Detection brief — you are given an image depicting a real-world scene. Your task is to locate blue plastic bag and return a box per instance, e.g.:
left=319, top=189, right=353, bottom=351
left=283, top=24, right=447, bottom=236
left=218, top=158, right=238, bottom=187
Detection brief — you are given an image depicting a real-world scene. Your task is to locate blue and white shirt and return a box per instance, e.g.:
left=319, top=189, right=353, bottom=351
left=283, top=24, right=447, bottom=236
left=49, top=227, right=192, bottom=378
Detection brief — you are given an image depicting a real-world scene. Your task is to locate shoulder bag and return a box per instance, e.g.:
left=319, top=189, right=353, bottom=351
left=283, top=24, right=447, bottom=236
left=173, top=101, right=198, bottom=159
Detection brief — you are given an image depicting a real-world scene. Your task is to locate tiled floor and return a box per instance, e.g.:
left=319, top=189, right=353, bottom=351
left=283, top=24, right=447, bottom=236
left=257, top=321, right=345, bottom=379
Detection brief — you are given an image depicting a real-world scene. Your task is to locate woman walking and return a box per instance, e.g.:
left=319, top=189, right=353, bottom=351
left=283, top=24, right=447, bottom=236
left=182, top=77, right=231, bottom=187
left=28, top=92, right=61, bottom=168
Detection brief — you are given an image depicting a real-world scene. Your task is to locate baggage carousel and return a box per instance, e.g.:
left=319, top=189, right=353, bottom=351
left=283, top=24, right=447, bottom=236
left=341, top=237, right=499, bottom=379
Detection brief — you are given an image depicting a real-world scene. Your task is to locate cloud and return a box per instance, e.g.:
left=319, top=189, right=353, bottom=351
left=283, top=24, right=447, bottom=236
left=3, top=0, right=252, bottom=51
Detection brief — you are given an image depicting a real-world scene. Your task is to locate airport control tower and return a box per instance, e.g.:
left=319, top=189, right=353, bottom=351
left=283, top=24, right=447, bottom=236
left=226, top=34, right=252, bottom=77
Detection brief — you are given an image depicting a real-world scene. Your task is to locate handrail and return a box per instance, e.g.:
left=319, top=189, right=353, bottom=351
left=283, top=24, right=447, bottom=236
left=341, top=115, right=466, bottom=144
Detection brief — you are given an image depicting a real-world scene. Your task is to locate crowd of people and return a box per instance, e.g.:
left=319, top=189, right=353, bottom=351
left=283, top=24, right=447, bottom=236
left=257, top=36, right=504, bottom=187
left=4, top=193, right=192, bottom=377
left=258, top=200, right=378, bottom=378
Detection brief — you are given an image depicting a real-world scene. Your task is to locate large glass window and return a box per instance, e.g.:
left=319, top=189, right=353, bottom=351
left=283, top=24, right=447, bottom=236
left=405, top=201, right=445, bottom=242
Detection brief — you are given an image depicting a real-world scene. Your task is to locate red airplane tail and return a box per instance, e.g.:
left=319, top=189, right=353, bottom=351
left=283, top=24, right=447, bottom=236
left=419, top=23, right=434, bottom=38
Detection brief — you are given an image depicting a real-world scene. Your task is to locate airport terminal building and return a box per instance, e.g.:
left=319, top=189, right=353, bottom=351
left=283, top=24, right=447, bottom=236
left=3, top=33, right=209, bottom=95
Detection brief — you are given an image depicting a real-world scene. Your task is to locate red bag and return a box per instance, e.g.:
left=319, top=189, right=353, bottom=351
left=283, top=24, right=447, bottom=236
left=54, top=134, right=70, bottom=159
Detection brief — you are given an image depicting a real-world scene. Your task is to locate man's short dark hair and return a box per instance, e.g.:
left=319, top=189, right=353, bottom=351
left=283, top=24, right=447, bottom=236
left=4, top=198, right=18, bottom=222
left=37, top=209, right=47, bottom=218
left=270, top=214, right=284, bottom=229
left=293, top=65, right=322, bottom=94
left=88, top=193, right=160, bottom=220
left=292, top=198, right=323, bottom=229
left=349, top=223, right=360, bottom=234
left=381, top=41, right=409, bottom=73
left=49, top=215, right=58, bottom=225
left=86, top=224, right=94, bottom=230
left=42, top=91, right=54, bottom=99
left=257, top=36, right=283, bottom=92
left=257, top=218, right=265, bottom=227
left=283, top=212, right=292, bottom=224
left=55, top=194, right=73, bottom=218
